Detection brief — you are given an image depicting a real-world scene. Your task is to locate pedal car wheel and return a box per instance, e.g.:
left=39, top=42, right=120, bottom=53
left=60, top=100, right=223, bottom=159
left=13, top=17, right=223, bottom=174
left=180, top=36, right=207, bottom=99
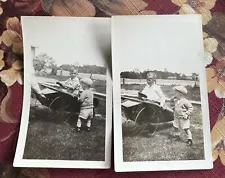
left=93, top=98, right=99, bottom=108
left=122, top=106, right=142, bottom=136
left=32, top=97, right=40, bottom=108
left=48, top=96, right=71, bottom=111
left=134, top=106, right=160, bottom=136
left=31, top=92, right=45, bottom=107
left=93, top=108, right=96, bottom=118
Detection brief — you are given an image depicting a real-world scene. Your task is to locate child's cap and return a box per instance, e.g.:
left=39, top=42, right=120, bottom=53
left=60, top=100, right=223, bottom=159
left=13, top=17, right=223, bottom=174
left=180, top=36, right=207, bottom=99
left=80, top=78, right=93, bottom=87
left=173, top=86, right=188, bottom=95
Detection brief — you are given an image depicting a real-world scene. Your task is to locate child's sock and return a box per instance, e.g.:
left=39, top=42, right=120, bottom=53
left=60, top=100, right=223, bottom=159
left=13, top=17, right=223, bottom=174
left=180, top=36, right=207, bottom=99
left=86, top=119, right=92, bottom=129
left=76, top=118, right=82, bottom=131
left=174, top=127, right=180, bottom=137
left=186, top=129, right=192, bottom=140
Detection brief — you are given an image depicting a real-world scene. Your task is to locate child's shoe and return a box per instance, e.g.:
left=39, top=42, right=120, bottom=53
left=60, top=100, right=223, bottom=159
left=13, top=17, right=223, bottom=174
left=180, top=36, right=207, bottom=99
left=186, top=139, right=193, bottom=146
left=77, top=127, right=81, bottom=132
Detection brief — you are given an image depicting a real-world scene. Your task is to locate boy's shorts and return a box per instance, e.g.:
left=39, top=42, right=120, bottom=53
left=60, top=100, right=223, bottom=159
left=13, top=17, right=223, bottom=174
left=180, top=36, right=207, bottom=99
left=79, top=108, right=93, bottom=120
left=173, top=117, right=190, bottom=129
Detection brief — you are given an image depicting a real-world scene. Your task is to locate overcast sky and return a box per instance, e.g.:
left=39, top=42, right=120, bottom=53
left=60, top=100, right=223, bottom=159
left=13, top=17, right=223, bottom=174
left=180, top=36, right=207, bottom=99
left=22, top=17, right=111, bottom=67
left=22, top=16, right=204, bottom=76
left=112, top=15, right=204, bottom=76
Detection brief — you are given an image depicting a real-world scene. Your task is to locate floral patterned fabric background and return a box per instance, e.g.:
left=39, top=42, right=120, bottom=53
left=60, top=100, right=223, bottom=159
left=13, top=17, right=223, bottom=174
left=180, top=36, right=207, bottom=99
left=0, top=0, right=225, bottom=177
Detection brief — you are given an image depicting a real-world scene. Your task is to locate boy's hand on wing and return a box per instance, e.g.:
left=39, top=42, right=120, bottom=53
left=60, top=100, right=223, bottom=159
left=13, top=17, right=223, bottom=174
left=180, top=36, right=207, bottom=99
left=41, top=93, right=46, bottom=98
left=160, top=104, right=165, bottom=110
left=142, top=97, right=148, bottom=101
left=38, top=93, right=46, bottom=99
left=56, top=81, right=62, bottom=86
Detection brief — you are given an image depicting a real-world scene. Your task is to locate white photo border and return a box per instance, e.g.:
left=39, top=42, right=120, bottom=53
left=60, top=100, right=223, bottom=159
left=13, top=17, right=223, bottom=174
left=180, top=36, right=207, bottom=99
left=13, top=16, right=112, bottom=169
left=112, top=15, right=213, bottom=172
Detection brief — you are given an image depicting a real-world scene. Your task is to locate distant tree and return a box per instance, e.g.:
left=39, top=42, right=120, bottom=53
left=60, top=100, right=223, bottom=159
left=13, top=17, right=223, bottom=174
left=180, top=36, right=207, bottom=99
left=175, top=73, right=181, bottom=80
left=120, top=70, right=190, bottom=80
left=120, top=71, right=130, bottom=78
left=33, top=53, right=53, bottom=71
left=181, top=74, right=187, bottom=80
left=46, top=58, right=57, bottom=69
left=51, top=66, right=58, bottom=75
left=33, top=53, right=58, bottom=75
left=60, top=64, right=73, bottom=71
left=59, top=64, right=106, bottom=75
left=192, top=73, right=199, bottom=81
left=142, top=70, right=149, bottom=79
left=161, top=71, right=169, bottom=79
left=33, top=58, right=45, bottom=71
left=78, top=65, right=106, bottom=75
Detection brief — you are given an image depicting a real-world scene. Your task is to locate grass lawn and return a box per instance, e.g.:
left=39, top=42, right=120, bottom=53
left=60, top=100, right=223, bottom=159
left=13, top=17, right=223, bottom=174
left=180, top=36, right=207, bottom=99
left=122, top=105, right=204, bottom=162
left=23, top=99, right=106, bottom=161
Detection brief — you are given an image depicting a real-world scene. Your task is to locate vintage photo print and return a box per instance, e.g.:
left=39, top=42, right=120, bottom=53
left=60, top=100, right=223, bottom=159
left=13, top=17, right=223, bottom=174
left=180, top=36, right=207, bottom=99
left=112, top=15, right=212, bottom=172
left=14, top=17, right=112, bottom=169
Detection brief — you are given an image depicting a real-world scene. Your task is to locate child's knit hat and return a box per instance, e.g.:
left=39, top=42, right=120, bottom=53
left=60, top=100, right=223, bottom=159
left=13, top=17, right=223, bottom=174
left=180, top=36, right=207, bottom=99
left=173, top=85, right=188, bottom=95
left=80, top=78, right=93, bottom=87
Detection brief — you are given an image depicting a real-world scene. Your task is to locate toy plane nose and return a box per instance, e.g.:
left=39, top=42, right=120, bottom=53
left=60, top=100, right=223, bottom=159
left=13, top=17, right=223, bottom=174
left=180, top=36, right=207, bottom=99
left=138, top=92, right=147, bottom=99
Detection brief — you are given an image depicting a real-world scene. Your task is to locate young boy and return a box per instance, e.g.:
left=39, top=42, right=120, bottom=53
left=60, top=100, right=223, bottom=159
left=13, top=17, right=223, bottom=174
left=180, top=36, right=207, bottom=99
left=76, top=78, right=94, bottom=132
left=58, top=68, right=82, bottom=96
left=172, top=86, right=194, bottom=146
left=141, top=72, right=165, bottom=108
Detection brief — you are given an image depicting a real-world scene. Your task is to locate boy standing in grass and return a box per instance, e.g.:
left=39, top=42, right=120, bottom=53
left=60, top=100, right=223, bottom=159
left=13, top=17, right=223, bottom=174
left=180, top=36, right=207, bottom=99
left=76, top=78, right=94, bottom=132
left=172, top=86, right=194, bottom=146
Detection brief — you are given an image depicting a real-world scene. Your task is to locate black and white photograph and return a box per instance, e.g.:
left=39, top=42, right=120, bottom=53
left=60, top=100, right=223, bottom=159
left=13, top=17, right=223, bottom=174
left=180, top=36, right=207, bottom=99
left=112, top=15, right=212, bottom=172
left=14, top=17, right=112, bottom=169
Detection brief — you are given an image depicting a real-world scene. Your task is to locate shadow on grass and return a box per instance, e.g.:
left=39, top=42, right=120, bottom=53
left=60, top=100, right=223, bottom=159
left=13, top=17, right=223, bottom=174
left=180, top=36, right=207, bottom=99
left=122, top=120, right=173, bottom=138
left=123, top=126, right=204, bottom=162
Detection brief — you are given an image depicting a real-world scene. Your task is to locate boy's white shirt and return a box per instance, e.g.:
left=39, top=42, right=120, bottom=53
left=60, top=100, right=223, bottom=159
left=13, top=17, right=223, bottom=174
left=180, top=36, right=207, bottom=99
left=142, top=83, right=165, bottom=104
left=64, top=77, right=80, bottom=89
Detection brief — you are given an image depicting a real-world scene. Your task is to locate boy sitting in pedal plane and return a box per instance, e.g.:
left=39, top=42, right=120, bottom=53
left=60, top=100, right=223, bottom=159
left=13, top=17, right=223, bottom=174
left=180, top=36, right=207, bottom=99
left=57, top=68, right=82, bottom=96
left=140, top=72, right=166, bottom=108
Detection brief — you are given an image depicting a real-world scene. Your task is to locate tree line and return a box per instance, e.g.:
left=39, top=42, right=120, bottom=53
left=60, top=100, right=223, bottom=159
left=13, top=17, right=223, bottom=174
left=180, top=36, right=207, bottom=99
left=60, top=64, right=106, bottom=75
left=120, top=70, right=199, bottom=81
left=33, top=53, right=106, bottom=75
